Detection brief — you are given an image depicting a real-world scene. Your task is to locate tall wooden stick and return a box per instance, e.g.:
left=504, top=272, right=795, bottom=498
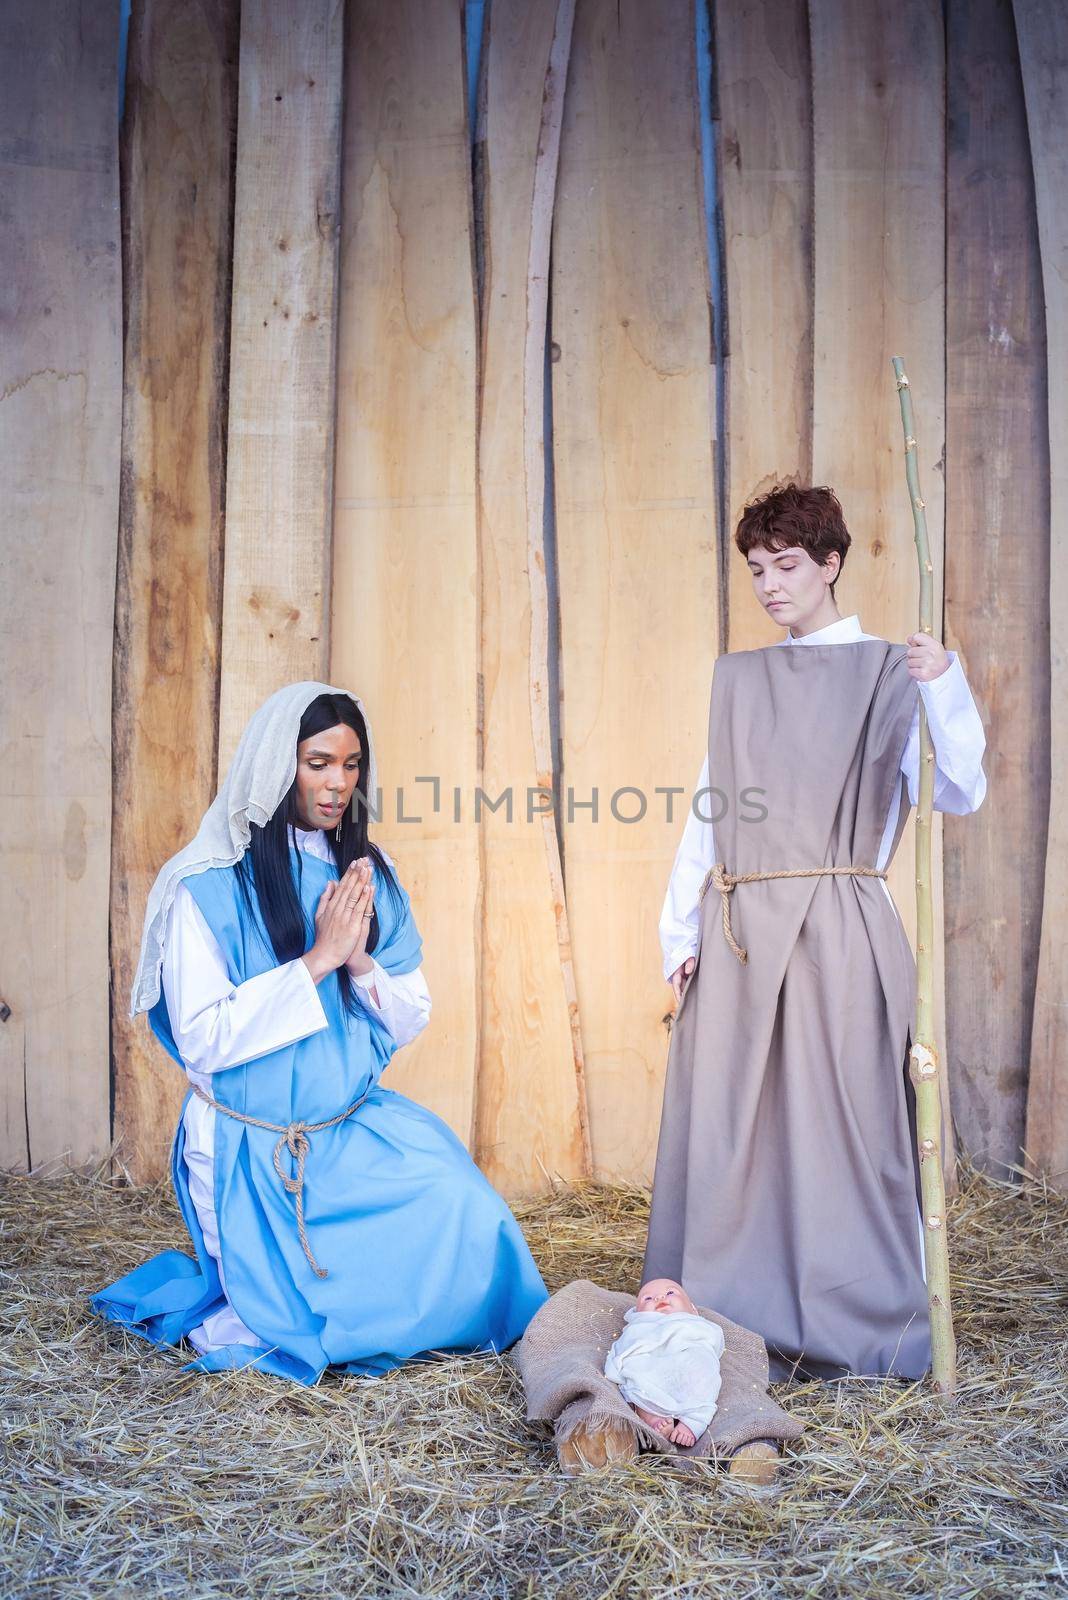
left=892, top=356, right=957, bottom=1396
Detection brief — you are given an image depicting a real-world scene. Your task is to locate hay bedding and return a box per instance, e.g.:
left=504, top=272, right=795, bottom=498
left=1, top=1166, right=1065, bottom=1600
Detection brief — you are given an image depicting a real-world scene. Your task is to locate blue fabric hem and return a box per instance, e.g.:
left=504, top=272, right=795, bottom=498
left=91, top=1274, right=518, bottom=1387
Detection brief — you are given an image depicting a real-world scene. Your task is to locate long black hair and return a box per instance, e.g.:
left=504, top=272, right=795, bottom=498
left=237, top=693, right=400, bottom=1013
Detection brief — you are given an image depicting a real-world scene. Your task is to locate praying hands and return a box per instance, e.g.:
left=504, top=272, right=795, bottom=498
left=303, top=859, right=375, bottom=984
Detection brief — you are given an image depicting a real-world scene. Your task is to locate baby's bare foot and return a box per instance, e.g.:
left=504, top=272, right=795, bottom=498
left=668, top=1421, right=696, bottom=1447
left=633, top=1405, right=672, bottom=1438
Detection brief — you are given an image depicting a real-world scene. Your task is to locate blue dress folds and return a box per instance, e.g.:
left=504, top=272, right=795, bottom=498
left=92, top=848, right=548, bottom=1383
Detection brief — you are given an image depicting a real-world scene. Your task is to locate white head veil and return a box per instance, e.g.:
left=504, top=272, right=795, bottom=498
left=129, top=681, right=379, bottom=1017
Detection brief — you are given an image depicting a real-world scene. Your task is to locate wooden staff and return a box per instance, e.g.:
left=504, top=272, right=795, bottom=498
left=891, top=356, right=957, bottom=1396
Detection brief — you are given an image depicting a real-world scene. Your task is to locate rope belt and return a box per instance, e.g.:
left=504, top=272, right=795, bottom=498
left=698, top=862, right=888, bottom=966
left=193, top=1086, right=370, bottom=1279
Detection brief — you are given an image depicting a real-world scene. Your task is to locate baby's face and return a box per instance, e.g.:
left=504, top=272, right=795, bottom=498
left=636, top=1278, right=697, bottom=1316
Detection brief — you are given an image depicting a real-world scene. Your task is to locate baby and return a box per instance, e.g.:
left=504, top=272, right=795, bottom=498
left=603, top=1278, right=725, bottom=1447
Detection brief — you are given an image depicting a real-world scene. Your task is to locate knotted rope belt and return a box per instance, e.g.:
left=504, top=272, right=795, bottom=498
left=193, top=1085, right=370, bottom=1279
left=698, top=862, right=888, bottom=966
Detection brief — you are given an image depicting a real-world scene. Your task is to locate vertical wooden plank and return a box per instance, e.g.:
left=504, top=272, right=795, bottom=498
left=0, top=0, right=121, bottom=1166
left=715, top=0, right=813, bottom=652
left=809, top=0, right=952, bottom=1148
left=810, top=0, right=945, bottom=661
left=217, top=0, right=343, bottom=773
left=476, top=0, right=590, bottom=1195
left=330, top=0, right=480, bottom=1142
left=111, top=0, right=239, bottom=1181
left=551, top=0, right=719, bottom=1181
left=945, top=0, right=1049, bottom=1174
left=1015, top=0, right=1068, bottom=1183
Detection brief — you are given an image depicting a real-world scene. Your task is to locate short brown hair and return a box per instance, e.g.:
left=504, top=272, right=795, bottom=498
left=735, top=483, right=851, bottom=595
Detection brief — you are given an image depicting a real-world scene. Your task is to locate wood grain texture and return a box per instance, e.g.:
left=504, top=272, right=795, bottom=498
left=1015, top=0, right=1068, bottom=1183
left=551, top=0, right=719, bottom=1180
left=810, top=0, right=945, bottom=649
left=945, top=0, right=1049, bottom=1174
left=715, top=0, right=813, bottom=651
left=330, top=0, right=480, bottom=1143
left=475, top=0, right=591, bottom=1195
left=217, top=0, right=343, bottom=774
left=111, top=0, right=239, bottom=1181
left=0, top=0, right=121, bottom=1166
left=809, top=0, right=954, bottom=1162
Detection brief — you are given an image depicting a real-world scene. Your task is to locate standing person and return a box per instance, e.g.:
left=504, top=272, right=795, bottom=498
left=94, top=683, right=547, bottom=1382
left=644, top=485, right=987, bottom=1381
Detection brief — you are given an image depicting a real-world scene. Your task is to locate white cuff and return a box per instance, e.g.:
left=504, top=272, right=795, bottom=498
left=663, top=942, right=698, bottom=983
left=917, top=650, right=964, bottom=707
left=291, top=954, right=328, bottom=1011
left=352, top=959, right=390, bottom=1012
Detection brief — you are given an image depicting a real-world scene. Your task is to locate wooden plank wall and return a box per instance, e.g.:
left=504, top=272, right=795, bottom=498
left=216, top=0, right=344, bottom=773
left=809, top=0, right=947, bottom=748
left=1016, top=0, right=1068, bottom=1184
left=715, top=0, right=813, bottom=653
left=0, top=0, right=121, bottom=1168
left=474, top=0, right=591, bottom=1196
left=808, top=0, right=952, bottom=1143
left=552, top=0, right=719, bottom=1182
left=945, top=0, right=1050, bottom=1174
left=6, top=0, right=1068, bottom=1190
left=112, top=0, right=239, bottom=1182
left=330, top=0, right=481, bottom=1141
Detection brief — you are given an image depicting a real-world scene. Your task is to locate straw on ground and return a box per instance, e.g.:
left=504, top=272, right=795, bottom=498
left=1, top=1165, right=1065, bottom=1599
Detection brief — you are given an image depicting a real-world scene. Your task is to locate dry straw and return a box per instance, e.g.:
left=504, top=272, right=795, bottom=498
left=1, top=1164, right=1065, bottom=1598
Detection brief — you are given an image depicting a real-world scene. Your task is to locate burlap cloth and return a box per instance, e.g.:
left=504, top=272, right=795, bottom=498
left=514, top=1279, right=803, bottom=1465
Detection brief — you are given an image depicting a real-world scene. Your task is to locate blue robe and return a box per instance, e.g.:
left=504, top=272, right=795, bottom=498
left=92, top=847, right=548, bottom=1382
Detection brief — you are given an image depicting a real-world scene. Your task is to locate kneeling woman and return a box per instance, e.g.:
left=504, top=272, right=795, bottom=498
left=94, top=683, right=548, bottom=1382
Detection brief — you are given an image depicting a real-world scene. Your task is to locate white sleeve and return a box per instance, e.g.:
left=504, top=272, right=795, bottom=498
left=900, top=653, right=988, bottom=815
left=659, top=755, right=719, bottom=981
left=352, top=961, right=432, bottom=1050
left=162, top=882, right=328, bottom=1076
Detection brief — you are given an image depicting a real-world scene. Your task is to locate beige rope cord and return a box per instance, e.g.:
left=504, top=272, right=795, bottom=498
left=698, top=862, right=888, bottom=966
left=193, top=1085, right=371, bottom=1278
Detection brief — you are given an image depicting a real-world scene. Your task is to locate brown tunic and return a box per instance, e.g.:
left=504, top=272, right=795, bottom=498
left=643, top=641, right=930, bottom=1381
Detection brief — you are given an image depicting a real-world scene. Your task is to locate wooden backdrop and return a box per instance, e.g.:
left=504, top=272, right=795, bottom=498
left=1, top=0, right=1065, bottom=1196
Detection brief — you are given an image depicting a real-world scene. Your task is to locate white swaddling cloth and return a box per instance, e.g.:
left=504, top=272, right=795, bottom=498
left=604, top=1309, right=725, bottom=1436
